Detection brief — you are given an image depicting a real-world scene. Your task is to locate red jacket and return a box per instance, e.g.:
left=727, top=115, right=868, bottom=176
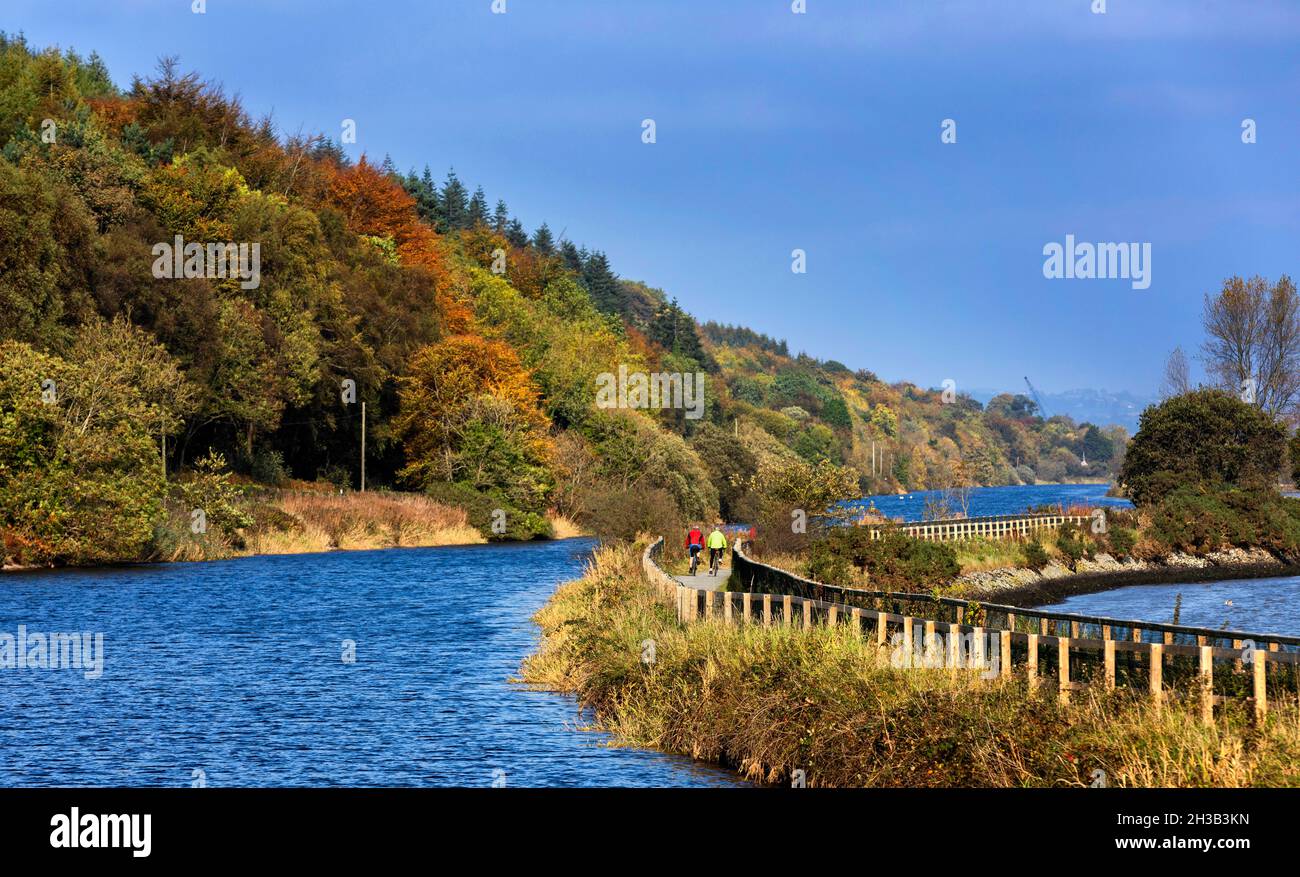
left=687, top=528, right=703, bottom=547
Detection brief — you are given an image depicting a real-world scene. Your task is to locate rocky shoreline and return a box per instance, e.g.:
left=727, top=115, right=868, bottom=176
left=951, top=547, right=1300, bottom=609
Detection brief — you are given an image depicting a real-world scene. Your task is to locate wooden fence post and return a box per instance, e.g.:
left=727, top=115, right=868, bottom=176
left=924, top=620, right=936, bottom=666
left=828, top=604, right=838, bottom=627
left=1000, top=630, right=1011, bottom=679
left=1149, top=643, right=1163, bottom=713
left=877, top=612, right=888, bottom=647
left=1199, top=645, right=1213, bottom=725
left=742, top=593, right=751, bottom=625
left=704, top=590, right=713, bottom=620
left=724, top=591, right=733, bottom=625
left=902, top=616, right=913, bottom=666
left=1058, top=637, right=1071, bottom=704
left=676, top=585, right=684, bottom=623
left=803, top=599, right=812, bottom=631
left=1103, top=639, right=1115, bottom=690
left=762, top=594, right=772, bottom=628
left=1027, top=634, right=1039, bottom=692
left=973, top=626, right=986, bottom=676
left=783, top=595, right=793, bottom=627
left=851, top=608, right=862, bottom=637
left=1254, top=650, right=1268, bottom=721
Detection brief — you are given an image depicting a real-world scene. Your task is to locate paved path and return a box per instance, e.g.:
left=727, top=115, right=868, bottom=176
left=675, top=561, right=731, bottom=591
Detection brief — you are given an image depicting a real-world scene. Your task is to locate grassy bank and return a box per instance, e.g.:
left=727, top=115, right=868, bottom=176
left=245, top=490, right=485, bottom=555
left=521, top=543, right=1300, bottom=787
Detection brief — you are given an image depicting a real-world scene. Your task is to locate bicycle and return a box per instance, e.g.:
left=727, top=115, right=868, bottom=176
left=688, top=546, right=701, bottom=576
left=709, top=547, right=721, bottom=576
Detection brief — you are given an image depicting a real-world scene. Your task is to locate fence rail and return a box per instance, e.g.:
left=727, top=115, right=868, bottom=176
left=863, top=513, right=1092, bottom=542
left=645, top=537, right=1299, bottom=721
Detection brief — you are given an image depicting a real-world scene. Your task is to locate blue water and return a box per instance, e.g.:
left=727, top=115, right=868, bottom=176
left=0, top=539, right=742, bottom=787
left=848, top=482, right=1131, bottom=522
left=1042, top=575, right=1300, bottom=638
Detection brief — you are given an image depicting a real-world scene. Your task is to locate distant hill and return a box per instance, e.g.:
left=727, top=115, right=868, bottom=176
left=966, top=387, right=1151, bottom=433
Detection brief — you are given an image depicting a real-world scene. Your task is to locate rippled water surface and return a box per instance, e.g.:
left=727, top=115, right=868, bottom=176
left=1041, top=575, right=1300, bottom=638
left=0, top=539, right=742, bottom=787
left=851, top=482, right=1131, bottom=521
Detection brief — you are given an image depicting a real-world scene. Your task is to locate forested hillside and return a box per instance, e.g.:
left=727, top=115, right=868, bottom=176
left=0, top=36, right=1125, bottom=565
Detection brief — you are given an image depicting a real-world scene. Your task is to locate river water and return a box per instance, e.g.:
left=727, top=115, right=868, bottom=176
left=0, top=538, right=742, bottom=787
left=1041, top=577, right=1300, bottom=638
left=850, top=482, right=1131, bottom=521
left=852, top=483, right=1298, bottom=636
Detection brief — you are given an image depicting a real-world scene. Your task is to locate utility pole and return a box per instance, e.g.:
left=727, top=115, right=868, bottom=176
left=360, top=401, right=366, bottom=492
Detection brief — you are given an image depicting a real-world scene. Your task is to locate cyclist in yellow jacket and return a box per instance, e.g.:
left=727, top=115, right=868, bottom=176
left=706, top=526, right=727, bottom=576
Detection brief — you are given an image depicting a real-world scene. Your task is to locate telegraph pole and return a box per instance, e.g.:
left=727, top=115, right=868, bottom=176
left=360, top=401, right=366, bottom=492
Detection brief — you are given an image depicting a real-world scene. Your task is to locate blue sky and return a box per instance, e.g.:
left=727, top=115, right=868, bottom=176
left=7, top=0, right=1299, bottom=397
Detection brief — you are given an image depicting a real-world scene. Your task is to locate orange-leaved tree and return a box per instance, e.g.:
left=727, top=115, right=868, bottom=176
left=395, top=334, right=553, bottom=511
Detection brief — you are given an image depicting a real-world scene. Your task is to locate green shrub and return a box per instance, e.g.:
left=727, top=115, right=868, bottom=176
left=809, top=526, right=958, bottom=593
left=1120, top=389, right=1285, bottom=506
left=174, top=451, right=254, bottom=548
left=1106, top=526, right=1137, bottom=559
left=575, top=484, right=682, bottom=546
left=423, top=481, right=552, bottom=541
left=1145, top=484, right=1300, bottom=559
left=805, top=541, right=853, bottom=585
left=250, top=448, right=290, bottom=487
left=1020, top=540, right=1049, bottom=570
left=1054, top=522, right=1086, bottom=570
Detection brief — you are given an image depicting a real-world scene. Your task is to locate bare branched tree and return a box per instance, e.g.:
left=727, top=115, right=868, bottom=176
left=1159, top=346, right=1191, bottom=399
left=1201, top=275, right=1300, bottom=421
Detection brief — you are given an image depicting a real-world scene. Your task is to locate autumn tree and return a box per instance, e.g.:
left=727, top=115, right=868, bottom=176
left=1201, top=275, right=1300, bottom=421
left=395, top=335, right=553, bottom=512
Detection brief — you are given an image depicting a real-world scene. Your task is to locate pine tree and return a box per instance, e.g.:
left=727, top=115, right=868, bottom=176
left=505, top=217, right=529, bottom=248
left=582, top=251, right=622, bottom=314
left=468, top=186, right=489, bottom=227
left=440, top=168, right=469, bottom=231
left=492, top=199, right=509, bottom=234
left=559, top=240, right=583, bottom=273
left=408, top=164, right=439, bottom=224
left=648, top=299, right=709, bottom=367
left=532, top=222, right=555, bottom=255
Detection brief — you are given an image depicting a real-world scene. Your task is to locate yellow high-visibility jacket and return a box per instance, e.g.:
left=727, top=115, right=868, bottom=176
left=706, top=529, right=727, bottom=550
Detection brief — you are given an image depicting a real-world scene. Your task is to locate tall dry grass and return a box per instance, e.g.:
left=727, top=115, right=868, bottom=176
left=247, top=490, right=482, bottom=554
left=521, top=542, right=1300, bottom=787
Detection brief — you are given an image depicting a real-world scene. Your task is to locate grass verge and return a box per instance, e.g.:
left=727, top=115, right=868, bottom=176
left=520, top=542, right=1300, bottom=787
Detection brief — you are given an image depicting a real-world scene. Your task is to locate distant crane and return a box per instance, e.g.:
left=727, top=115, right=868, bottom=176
left=1023, top=376, right=1049, bottom=420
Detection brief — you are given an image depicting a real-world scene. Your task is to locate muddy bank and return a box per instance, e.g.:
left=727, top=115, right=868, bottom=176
left=952, top=547, right=1300, bottom=609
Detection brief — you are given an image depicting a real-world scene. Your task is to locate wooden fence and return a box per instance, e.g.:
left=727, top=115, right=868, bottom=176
left=865, top=513, right=1092, bottom=542
left=646, top=537, right=1300, bottom=721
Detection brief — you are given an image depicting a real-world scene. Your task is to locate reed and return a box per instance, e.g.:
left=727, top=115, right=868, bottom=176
left=248, top=490, right=481, bottom=554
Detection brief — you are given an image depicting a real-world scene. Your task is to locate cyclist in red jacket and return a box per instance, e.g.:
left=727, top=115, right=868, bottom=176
left=686, top=525, right=704, bottom=574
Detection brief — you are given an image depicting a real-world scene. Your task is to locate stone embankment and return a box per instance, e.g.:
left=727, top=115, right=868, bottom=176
left=953, top=547, right=1294, bottom=606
